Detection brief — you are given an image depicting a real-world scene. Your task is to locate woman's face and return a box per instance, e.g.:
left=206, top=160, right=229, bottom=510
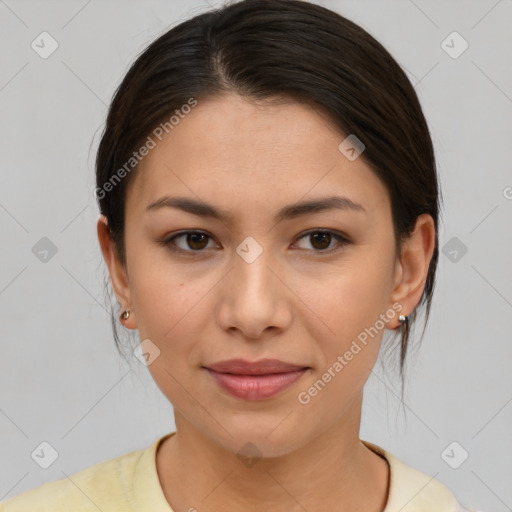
left=99, top=93, right=417, bottom=457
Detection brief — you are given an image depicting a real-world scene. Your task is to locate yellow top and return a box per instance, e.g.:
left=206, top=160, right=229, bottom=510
left=0, top=432, right=479, bottom=511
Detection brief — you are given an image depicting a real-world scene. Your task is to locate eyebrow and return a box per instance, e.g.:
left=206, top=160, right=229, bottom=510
left=145, top=194, right=367, bottom=223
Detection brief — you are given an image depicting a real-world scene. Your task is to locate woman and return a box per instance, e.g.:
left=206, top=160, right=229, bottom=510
left=1, top=0, right=481, bottom=510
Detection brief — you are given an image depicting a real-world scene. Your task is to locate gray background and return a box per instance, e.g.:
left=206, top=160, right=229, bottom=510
left=1, top=0, right=511, bottom=510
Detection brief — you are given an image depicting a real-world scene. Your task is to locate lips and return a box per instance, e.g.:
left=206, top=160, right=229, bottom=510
left=206, top=358, right=307, bottom=375
left=204, top=358, right=309, bottom=400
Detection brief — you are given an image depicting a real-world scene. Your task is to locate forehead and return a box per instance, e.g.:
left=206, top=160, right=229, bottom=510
left=126, top=93, right=390, bottom=223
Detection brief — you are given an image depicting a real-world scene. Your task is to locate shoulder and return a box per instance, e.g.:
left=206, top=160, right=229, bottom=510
left=361, top=440, right=482, bottom=512
left=0, top=445, right=145, bottom=512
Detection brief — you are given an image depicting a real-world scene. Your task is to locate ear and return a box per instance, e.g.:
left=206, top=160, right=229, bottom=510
left=97, top=215, right=137, bottom=329
left=388, top=213, right=436, bottom=328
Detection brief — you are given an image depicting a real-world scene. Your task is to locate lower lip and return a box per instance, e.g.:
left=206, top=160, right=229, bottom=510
left=206, top=368, right=308, bottom=400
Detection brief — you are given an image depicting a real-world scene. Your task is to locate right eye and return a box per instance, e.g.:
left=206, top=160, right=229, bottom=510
left=160, top=230, right=219, bottom=254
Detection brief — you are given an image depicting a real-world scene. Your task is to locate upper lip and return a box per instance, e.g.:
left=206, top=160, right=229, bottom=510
left=205, top=358, right=308, bottom=375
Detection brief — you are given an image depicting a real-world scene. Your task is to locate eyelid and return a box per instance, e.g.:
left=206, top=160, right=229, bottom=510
left=295, top=228, right=351, bottom=243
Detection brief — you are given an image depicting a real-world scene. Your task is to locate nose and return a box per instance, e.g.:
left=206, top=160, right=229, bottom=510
left=216, top=241, right=293, bottom=340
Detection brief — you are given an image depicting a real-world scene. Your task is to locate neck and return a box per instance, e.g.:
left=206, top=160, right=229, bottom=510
left=156, top=395, right=389, bottom=512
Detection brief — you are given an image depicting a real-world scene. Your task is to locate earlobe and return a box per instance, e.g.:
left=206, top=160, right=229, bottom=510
left=388, top=214, right=436, bottom=328
left=96, top=215, right=136, bottom=329
left=119, top=308, right=135, bottom=329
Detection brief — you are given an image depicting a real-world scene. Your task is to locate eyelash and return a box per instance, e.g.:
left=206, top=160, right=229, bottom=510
left=159, top=229, right=351, bottom=256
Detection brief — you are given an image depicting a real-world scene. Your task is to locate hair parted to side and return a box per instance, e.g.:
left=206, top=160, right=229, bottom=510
left=95, top=0, right=442, bottom=400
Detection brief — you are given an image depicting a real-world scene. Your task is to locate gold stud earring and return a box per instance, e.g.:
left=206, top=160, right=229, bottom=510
left=120, top=309, right=131, bottom=321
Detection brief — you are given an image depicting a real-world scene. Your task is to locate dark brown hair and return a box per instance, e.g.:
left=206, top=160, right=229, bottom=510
left=95, top=0, right=441, bottom=399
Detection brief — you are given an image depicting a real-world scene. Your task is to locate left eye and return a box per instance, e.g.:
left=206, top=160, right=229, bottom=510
left=294, top=230, right=350, bottom=252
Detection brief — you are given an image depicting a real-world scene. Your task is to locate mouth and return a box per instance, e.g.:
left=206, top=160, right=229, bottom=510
left=203, top=358, right=310, bottom=400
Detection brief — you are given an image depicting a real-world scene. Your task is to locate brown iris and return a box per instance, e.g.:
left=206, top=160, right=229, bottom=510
left=309, top=232, right=332, bottom=250
left=186, top=233, right=209, bottom=250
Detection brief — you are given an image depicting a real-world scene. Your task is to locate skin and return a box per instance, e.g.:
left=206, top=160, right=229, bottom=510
left=97, top=92, right=436, bottom=512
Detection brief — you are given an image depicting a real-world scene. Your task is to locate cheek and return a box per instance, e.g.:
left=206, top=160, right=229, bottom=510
left=304, top=251, right=394, bottom=365
left=127, top=246, right=208, bottom=347
left=134, top=278, right=208, bottom=345
left=325, top=261, right=390, bottom=323
left=305, top=275, right=388, bottom=407
left=130, top=265, right=211, bottom=400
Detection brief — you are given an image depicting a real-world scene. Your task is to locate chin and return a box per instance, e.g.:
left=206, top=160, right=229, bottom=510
left=207, top=417, right=312, bottom=460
